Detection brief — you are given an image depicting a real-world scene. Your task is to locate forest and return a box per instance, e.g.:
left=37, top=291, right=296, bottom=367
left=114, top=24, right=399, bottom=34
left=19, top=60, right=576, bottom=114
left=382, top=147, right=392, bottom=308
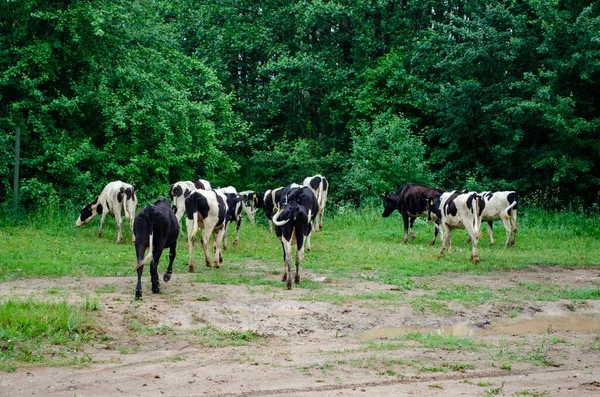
left=1, top=0, right=599, bottom=213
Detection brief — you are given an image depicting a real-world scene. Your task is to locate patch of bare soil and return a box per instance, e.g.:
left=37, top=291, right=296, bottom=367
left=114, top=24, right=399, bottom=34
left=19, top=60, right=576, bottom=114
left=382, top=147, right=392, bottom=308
left=1, top=265, right=600, bottom=396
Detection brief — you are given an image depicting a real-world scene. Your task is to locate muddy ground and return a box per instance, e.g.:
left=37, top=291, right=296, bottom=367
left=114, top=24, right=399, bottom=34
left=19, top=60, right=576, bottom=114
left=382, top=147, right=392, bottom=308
left=1, top=265, right=600, bottom=396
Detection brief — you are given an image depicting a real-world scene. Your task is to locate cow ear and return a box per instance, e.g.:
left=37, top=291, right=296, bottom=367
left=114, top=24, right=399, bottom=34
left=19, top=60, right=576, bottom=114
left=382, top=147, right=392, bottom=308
left=429, top=199, right=434, bottom=206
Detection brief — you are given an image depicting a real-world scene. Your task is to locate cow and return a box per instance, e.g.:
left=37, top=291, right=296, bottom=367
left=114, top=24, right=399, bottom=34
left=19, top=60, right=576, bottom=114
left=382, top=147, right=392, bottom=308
left=303, top=175, right=329, bottom=231
left=429, top=191, right=485, bottom=264
left=253, top=187, right=284, bottom=233
left=382, top=184, right=444, bottom=245
left=472, top=191, right=519, bottom=248
left=239, top=190, right=259, bottom=224
left=184, top=189, right=228, bottom=271
left=133, top=197, right=179, bottom=299
left=76, top=181, right=137, bottom=244
left=272, top=184, right=319, bottom=289
left=217, top=186, right=243, bottom=248
left=169, top=179, right=211, bottom=236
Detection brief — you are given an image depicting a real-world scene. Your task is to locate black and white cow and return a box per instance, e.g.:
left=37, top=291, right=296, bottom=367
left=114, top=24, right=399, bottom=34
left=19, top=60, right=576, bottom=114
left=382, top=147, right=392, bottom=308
left=382, top=184, right=444, bottom=245
left=217, top=186, right=243, bottom=248
left=430, top=191, right=485, bottom=264
left=254, top=187, right=284, bottom=233
left=169, top=179, right=211, bottom=236
left=76, top=181, right=137, bottom=244
left=184, top=189, right=228, bottom=271
left=239, top=190, right=259, bottom=225
left=303, top=175, right=329, bottom=231
left=272, top=184, right=319, bottom=289
left=133, top=197, right=179, bottom=299
left=475, top=191, right=519, bottom=248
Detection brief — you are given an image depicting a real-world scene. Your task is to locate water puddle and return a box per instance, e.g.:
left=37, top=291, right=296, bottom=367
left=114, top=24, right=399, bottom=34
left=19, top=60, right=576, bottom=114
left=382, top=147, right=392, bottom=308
left=356, top=313, right=600, bottom=340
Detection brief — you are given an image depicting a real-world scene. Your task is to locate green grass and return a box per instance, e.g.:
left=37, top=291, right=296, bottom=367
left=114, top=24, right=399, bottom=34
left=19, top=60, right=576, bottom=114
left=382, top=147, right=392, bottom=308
left=0, top=298, right=96, bottom=371
left=1, top=206, right=599, bottom=284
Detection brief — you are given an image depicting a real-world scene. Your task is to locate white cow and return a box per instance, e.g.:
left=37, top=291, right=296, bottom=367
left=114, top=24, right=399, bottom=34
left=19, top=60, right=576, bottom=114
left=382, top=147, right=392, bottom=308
left=75, top=181, right=137, bottom=244
left=169, top=179, right=211, bottom=236
left=302, top=175, right=328, bottom=231
left=432, top=191, right=484, bottom=264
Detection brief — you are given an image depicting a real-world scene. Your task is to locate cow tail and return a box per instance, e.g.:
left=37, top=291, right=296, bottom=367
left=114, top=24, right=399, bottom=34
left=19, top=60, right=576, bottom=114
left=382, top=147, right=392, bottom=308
left=192, top=210, right=199, bottom=237
left=473, top=195, right=481, bottom=236
left=505, top=200, right=517, bottom=217
left=119, top=187, right=130, bottom=220
left=135, top=211, right=154, bottom=270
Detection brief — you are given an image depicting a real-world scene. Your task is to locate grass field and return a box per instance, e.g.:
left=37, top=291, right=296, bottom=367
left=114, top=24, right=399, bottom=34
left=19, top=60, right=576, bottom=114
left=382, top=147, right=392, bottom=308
left=1, top=205, right=599, bottom=284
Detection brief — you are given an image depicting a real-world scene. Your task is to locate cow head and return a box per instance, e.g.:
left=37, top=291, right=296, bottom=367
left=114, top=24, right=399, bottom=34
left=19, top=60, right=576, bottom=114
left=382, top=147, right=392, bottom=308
left=382, top=192, right=399, bottom=218
left=426, top=196, right=441, bottom=222
left=75, top=196, right=102, bottom=226
left=272, top=201, right=309, bottom=227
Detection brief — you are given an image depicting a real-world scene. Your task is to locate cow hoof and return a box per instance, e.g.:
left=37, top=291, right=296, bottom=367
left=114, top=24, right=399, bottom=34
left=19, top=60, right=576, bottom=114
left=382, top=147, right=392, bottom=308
left=472, top=256, right=479, bottom=265
left=163, top=273, right=172, bottom=282
left=233, top=240, right=239, bottom=246
left=152, top=287, right=160, bottom=294
left=286, top=282, right=292, bottom=290
left=206, top=262, right=212, bottom=268
left=213, top=262, right=221, bottom=269
left=294, top=276, right=300, bottom=284
left=429, top=241, right=435, bottom=246
left=135, top=290, right=142, bottom=300
left=188, top=265, right=195, bottom=272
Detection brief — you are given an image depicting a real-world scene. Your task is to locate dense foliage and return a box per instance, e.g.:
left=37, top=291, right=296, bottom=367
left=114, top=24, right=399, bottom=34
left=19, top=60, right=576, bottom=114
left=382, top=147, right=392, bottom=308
left=2, top=0, right=599, bottom=211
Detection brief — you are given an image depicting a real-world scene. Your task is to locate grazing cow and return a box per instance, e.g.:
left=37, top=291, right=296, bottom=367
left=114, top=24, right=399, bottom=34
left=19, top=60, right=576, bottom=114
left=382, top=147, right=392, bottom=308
left=430, top=191, right=485, bottom=264
left=382, top=184, right=444, bottom=245
left=76, top=181, right=137, bottom=244
left=217, top=186, right=243, bottom=248
left=184, top=189, right=228, bottom=271
left=133, top=197, right=179, bottom=299
left=272, top=184, right=319, bottom=289
left=169, top=179, right=211, bottom=236
left=474, top=191, right=519, bottom=248
left=303, top=175, right=329, bottom=231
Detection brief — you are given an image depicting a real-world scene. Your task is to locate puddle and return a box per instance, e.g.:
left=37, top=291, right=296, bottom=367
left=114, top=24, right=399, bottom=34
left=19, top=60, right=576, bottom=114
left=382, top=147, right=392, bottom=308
left=356, top=313, right=600, bottom=340
left=228, top=308, right=249, bottom=316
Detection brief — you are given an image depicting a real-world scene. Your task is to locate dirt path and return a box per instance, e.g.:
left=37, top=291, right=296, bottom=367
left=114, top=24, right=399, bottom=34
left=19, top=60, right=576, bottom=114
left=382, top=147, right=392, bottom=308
left=2, top=266, right=600, bottom=396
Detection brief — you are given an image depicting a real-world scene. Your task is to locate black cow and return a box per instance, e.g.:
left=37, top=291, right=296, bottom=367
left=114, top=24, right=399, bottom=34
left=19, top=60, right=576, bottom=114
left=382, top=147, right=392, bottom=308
left=383, top=184, right=444, bottom=245
left=272, top=184, right=319, bottom=289
left=133, top=197, right=179, bottom=299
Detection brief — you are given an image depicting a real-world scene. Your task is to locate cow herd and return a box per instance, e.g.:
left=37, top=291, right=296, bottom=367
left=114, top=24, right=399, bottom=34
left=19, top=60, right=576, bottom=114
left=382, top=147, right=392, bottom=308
left=383, top=184, right=519, bottom=265
left=76, top=179, right=517, bottom=298
left=75, top=175, right=329, bottom=298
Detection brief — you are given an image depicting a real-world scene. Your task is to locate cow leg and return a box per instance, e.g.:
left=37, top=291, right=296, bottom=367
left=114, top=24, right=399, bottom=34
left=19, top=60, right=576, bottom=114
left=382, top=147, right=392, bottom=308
left=429, top=220, right=441, bottom=246
left=280, top=237, right=293, bottom=289
left=151, top=247, right=164, bottom=294
left=201, top=227, right=214, bottom=267
left=115, top=209, right=124, bottom=244
left=408, top=217, right=416, bottom=240
left=295, top=237, right=305, bottom=285
left=135, top=265, right=144, bottom=299
left=186, top=218, right=196, bottom=272
left=213, top=227, right=225, bottom=268
left=233, top=217, right=241, bottom=246
left=223, top=224, right=229, bottom=250
left=465, top=223, right=479, bottom=264
left=402, top=213, right=409, bottom=243
left=134, top=242, right=147, bottom=299
left=98, top=212, right=109, bottom=238
left=128, top=205, right=136, bottom=244
left=510, top=211, right=518, bottom=247
left=439, top=224, right=452, bottom=256
left=268, top=219, right=274, bottom=234
left=163, top=244, right=176, bottom=282
left=486, top=221, right=495, bottom=246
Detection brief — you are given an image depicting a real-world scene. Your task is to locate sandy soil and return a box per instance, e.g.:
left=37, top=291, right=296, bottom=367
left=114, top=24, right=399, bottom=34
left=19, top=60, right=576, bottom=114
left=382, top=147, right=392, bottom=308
left=1, top=265, right=600, bottom=396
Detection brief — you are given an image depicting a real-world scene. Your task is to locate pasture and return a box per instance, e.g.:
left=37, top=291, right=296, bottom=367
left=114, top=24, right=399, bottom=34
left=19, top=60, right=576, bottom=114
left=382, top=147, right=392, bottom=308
left=1, top=206, right=600, bottom=396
